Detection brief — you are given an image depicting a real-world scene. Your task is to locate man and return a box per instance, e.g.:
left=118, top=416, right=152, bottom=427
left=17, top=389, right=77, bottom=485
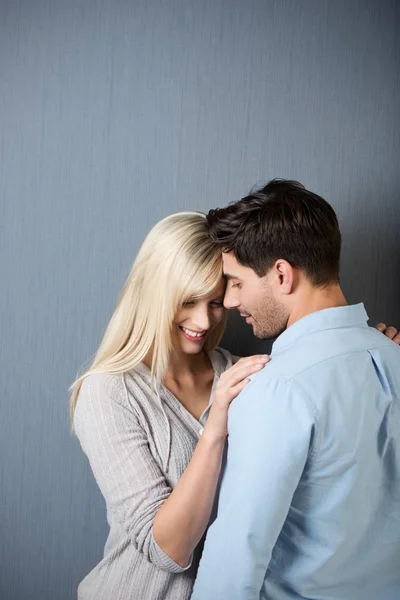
left=191, top=179, right=400, bottom=600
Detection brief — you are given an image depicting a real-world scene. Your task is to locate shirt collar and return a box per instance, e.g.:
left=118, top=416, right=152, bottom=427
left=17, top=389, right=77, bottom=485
left=272, top=303, right=369, bottom=354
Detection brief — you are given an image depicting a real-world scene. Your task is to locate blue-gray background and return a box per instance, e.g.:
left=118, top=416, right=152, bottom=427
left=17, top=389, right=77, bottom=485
left=1, top=0, right=399, bottom=598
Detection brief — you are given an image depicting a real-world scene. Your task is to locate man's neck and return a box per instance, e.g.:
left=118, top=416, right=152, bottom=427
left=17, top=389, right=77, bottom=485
left=287, top=283, right=348, bottom=328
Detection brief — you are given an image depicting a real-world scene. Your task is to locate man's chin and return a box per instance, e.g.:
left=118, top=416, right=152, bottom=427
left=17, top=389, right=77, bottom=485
left=252, top=325, right=267, bottom=340
left=252, top=328, right=265, bottom=340
left=252, top=325, right=285, bottom=340
left=254, top=331, right=275, bottom=340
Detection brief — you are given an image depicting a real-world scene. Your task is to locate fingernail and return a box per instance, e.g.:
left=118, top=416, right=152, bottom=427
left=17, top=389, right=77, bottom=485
left=260, top=355, right=269, bottom=362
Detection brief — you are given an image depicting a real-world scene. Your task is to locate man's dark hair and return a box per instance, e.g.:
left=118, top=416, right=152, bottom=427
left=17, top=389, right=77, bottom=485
left=206, top=179, right=341, bottom=286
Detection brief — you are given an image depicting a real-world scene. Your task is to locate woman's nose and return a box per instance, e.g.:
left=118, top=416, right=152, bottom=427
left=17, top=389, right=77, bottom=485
left=191, top=307, right=211, bottom=330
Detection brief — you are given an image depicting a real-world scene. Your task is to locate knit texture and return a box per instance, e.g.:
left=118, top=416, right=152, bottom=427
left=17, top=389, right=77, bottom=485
left=74, top=348, right=234, bottom=600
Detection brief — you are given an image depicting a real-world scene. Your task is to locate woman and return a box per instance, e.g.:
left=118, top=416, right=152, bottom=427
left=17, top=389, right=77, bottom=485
left=70, top=212, right=268, bottom=600
left=71, top=211, right=399, bottom=600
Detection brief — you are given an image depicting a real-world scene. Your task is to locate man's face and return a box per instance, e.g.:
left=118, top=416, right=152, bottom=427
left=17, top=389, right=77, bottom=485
left=222, top=252, right=288, bottom=339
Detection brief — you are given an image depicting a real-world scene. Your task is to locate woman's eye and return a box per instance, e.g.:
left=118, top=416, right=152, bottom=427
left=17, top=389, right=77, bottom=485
left=182, top=301, right=195, bottom=306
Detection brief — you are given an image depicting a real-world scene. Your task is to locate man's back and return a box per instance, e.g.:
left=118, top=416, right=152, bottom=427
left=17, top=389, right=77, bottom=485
left=192, top=304, right=400, bottom=600
left=262, top=314, right=400, bottom=599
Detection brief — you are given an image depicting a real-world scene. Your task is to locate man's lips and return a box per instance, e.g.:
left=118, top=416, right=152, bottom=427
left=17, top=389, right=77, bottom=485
left=239, top=312, right=252, bottom=324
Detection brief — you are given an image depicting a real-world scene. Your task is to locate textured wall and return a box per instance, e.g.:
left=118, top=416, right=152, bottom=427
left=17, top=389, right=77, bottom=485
left=0, top=0, right=399, bottom=598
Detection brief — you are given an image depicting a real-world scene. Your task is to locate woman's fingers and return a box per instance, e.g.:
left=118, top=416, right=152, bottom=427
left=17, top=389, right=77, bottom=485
left=384, top=326, right=398, bottom=340
left=214, top=354, right=270, bottom=410
left=376, top=323, right=399, bottom=341
left=393, top=332, right=400, bottom=345
left=219, top=360, right=266, bottom=388
left=233, top=360, right=267, bottom=381
left=230, top=355, right=270, bottom=375
left=219, top=355, right=269, bottom=387
left=236, top=354, right=269, bottom=366
left=229, top=379, right=251, bottom=398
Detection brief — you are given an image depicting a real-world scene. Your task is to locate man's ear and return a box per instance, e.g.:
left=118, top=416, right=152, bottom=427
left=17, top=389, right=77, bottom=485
left=272, top=259, right=294, bottom=295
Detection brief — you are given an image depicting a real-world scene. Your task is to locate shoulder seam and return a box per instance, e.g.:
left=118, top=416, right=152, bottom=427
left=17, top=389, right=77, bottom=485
left=281, top=343, right=392, bottom=381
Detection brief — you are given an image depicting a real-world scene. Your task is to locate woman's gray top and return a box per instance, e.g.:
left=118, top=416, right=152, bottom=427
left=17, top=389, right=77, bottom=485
left=74, top=348, right=234, bottom=600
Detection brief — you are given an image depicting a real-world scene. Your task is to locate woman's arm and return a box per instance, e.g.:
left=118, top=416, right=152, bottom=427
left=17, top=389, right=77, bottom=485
left=153, top=424, right=225, bottom=567
left=74, top=374, right=184, bottom=573
left=152, top=354, right=269, bottom=567
left=74, top=357, right=269, bottom=572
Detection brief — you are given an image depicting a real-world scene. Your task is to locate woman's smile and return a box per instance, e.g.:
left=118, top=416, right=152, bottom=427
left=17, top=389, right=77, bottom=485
left=179, top=326, right=207, bottom=343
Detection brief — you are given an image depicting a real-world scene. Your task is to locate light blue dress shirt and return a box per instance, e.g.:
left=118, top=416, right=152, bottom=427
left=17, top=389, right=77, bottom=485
left=192, top=304, right=400, bottom=600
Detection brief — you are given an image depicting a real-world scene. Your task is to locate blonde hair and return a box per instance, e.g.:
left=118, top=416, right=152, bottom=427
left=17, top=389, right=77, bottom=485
left=69, top=211, right=226, bottom=423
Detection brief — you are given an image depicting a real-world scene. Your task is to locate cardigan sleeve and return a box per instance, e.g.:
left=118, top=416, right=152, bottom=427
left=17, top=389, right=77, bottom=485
left=73, top=372, right=192, bottom=574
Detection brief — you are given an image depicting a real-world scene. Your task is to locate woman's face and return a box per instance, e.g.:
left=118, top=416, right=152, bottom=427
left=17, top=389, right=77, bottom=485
left=172, top=278, right=226, bottom=355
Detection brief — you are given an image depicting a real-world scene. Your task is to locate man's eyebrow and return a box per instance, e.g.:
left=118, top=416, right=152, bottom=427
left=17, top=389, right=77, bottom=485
left=223, top=273, right=240, bottom=281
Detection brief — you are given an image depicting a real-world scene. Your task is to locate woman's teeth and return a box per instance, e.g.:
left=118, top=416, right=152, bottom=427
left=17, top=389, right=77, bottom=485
left=181, top=327, right=206, bottom=338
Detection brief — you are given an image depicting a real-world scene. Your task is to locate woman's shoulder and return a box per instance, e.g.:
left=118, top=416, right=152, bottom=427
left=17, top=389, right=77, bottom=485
left=74, top=371, right=135, bottom=425
left=75, top=368, right=155, bottom=423
left=211, top=347, right=241, bottom=371
left=78, top=371, right=125, bottom=404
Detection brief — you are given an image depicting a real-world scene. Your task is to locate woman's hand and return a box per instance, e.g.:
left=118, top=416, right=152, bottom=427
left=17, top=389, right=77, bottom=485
left=376, top=323, right=400, bottom=345
left=204, top=355, right=270, bottom=441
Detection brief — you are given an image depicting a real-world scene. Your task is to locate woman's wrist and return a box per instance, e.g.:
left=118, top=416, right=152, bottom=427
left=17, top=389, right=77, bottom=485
left=201, top=417, right=228, bottom=445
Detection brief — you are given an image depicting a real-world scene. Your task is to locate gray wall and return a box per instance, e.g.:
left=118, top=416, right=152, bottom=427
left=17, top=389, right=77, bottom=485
left=1, top=0, right=399, bottom=598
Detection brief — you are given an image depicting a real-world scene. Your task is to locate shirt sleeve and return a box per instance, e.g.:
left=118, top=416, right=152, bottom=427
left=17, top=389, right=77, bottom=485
left=73, top=373, right=192, bottom=573
left=191, top=373, right=318, bottom=600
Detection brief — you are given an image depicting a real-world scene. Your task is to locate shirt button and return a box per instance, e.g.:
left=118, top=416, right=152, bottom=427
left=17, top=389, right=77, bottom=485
left=199, top=428, right=204, bottom=436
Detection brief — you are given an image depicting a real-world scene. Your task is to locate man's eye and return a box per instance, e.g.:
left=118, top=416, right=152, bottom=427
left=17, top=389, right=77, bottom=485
left=210, top=301, right=224, bottom=307
left=231, top=283, right=241, bottom=289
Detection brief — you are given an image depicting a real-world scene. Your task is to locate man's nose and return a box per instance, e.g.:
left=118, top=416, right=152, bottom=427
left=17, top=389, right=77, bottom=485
left=223, top=287, right=240, bottom=310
